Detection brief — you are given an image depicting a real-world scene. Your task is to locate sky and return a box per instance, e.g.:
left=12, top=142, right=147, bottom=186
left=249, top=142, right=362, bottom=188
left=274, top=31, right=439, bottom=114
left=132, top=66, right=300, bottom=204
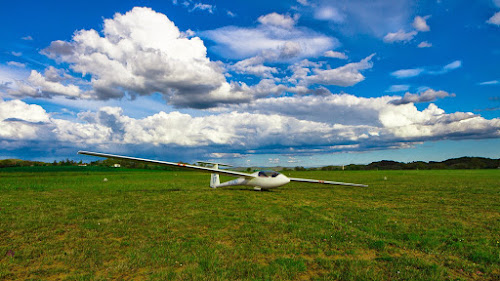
left=0, top=0, right=499, bottom=166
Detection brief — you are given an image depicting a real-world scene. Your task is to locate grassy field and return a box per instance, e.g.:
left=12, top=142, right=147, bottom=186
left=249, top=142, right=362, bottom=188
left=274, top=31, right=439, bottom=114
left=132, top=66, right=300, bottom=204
left=0, top=168, right=499, bottom=280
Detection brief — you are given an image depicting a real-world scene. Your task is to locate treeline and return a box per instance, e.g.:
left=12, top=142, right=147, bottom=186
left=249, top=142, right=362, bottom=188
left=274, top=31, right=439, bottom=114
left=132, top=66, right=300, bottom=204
left=0, top=158, right=89, bottom=168
left=0, top=159, right=50, bottom=168
left=289, top=157, right=500, bottom=171
left=88, top=158, right=184, bottom=171
left=1, top=156, right=499, bottom=170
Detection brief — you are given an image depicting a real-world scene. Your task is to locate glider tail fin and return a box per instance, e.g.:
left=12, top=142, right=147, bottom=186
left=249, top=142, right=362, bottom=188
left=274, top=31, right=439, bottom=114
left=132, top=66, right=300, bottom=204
left=198, top=162, right=226, bottom=189
left=196, top=162, right=230, bottom=189
left=211, top=163, right=220, bottom=188
left=210, top=173, right=220, bottom=188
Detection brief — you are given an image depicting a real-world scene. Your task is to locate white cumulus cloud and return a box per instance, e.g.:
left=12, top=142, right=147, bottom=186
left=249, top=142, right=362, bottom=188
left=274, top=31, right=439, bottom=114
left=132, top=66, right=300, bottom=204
left=487, top=11, right=500, bottom=25
left=0, top=99, right=51, bottom=140
left=203, top=14, right=338, bottom=61
left=418, top=41, right=432, bottom=48
left=218, top=92, right=500, bottom=148
left=443, top=60, right=462, bottom=71
left=257, top=13, right=297, bottom=29
left=2, top=96, right=500, bottom=157
left=305, top=54, right=375, bottom=86
left=12, top=7, right=253, bottom=108
left=10, top=70, right=84, bottom=98
left=231, top=55, right=278, bottom=78
left=412, top=15, right=430, bottom=32
left=323, top=50, right=348, bottom=59
left=390, top=89, right=456, bottom=105
left=391, top=68, right=425, bottom=79
left=7, top=61, right=25, bottom=68
left=383, top=30, right=417, bottom=43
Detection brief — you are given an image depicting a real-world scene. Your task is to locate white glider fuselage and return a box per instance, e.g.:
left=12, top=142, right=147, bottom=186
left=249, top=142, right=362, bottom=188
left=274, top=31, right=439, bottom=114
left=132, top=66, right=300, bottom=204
left=215, top=172, right=291, bottom=190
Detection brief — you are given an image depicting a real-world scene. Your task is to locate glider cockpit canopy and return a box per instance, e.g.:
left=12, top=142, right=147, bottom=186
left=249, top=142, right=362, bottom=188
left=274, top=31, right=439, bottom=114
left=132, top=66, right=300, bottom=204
left=258, top=170, right=280, bottom=178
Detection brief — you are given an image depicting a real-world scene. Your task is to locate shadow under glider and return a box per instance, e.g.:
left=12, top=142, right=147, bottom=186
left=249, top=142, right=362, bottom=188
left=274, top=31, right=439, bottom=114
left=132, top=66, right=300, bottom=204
left=78, top=151, right=368, bottom=191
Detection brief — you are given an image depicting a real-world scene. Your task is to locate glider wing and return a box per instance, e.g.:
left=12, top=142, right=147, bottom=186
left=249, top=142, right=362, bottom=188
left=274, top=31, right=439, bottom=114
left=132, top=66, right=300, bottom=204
left=288, top=177, right=368, bottom=187
left=78, top=151, right=254, bottom=178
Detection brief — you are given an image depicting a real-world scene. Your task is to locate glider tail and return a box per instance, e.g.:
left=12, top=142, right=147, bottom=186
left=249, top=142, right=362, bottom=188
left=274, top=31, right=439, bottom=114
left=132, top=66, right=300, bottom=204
left=197, top=162, right=231, bottom=189
left=210, top=173, right=220, bottom=188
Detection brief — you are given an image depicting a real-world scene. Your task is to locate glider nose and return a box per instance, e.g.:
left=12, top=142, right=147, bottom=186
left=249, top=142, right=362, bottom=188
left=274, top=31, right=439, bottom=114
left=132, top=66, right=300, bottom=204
left=279, top=174, right=290, bottom=186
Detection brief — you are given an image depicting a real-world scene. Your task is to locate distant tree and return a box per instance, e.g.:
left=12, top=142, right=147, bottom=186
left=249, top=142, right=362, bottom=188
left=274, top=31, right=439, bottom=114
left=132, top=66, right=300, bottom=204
left=428, top=162, right=447, bottom=170
left=321, top=165, right=342, bottom=171
left=367, top=160, right=404, bottom=170
left=405, top=161, right=427, bottom=170
left=345, top=164, right=364, bottom=170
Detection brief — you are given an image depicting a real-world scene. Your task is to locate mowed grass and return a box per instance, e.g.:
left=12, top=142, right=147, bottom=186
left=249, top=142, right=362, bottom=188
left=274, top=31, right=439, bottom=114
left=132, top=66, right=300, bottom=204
left=0, top=168, right=499, bottom=280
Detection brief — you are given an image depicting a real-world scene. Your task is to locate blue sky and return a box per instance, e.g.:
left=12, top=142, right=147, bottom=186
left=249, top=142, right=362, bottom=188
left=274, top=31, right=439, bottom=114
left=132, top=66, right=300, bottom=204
left=0, top=0, right=499, bottom=166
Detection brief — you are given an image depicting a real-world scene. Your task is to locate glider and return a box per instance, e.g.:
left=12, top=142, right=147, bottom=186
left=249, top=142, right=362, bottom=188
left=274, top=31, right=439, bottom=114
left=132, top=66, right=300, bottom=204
left=78, top=151, right=368, bottom=190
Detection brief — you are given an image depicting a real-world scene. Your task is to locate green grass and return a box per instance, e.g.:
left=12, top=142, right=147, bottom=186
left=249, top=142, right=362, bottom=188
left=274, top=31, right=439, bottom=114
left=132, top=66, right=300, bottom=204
left=0, top=168, right=499, bottom=280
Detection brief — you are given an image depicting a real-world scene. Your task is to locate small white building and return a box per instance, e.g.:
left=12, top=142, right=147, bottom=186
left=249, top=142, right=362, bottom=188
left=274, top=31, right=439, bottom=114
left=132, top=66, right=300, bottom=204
left=113, top=164, right=121, bottom=168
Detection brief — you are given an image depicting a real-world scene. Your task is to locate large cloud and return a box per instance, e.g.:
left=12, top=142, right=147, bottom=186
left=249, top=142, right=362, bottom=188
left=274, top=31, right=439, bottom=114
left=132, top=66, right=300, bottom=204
left=3, top=8, right=370, bottom=108
left=216, top=90, right=500, bottom=144
left=378, top=104, right=499, bottom=140
left=2, top=95, right=499, bottom=159
left=222, top=93, right=391, bottom=126
left=5, top=8, right=352, bottom=108
left=0, top=99, right=51, bottom=140
left=76, top=107, right=364, bottom=148
left=203, top=12, right=338, bottom=60
left=11, top=7, right=252, bottom=108
left=206, top=12, right=339, bottom=79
